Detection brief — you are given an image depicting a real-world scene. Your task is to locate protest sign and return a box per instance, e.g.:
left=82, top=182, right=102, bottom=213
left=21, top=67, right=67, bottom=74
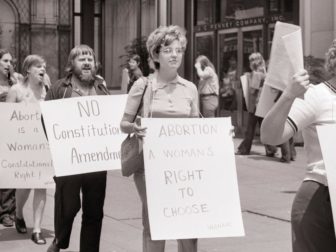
left=142, top=118, right=244, bottom=240
left=0, top=103, right=54, bottom=188
left=265, top=21, right=303, bottom=91
left=240, top=74, right=249, bottom=111
left=255, top=84, right=280, bottom=118
left=316, top=124, right=336, bottom=236
left=40, top=95, right=127, bottom=176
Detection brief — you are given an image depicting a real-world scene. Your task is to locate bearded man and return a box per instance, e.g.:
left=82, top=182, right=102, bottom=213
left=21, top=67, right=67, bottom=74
left=46, top=45, right=109, bottom=252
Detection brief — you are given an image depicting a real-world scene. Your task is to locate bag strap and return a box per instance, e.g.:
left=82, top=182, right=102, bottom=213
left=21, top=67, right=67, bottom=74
left=132, top=77, right=148, bottom=122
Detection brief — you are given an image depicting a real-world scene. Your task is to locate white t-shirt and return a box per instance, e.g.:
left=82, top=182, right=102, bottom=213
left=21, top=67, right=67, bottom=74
left=288, top=83, right=336, bottom=186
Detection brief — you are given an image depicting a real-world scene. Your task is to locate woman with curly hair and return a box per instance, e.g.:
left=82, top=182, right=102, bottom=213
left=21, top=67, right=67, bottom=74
left=120, top=25, right=199, bottom=252
left=261, top=40, right=336, bottom=251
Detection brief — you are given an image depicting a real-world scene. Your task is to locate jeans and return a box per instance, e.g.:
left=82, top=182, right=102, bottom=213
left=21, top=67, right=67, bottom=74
left=291, top=181, right=336, bottom=252
left=133, top=172, right=198, bottom=252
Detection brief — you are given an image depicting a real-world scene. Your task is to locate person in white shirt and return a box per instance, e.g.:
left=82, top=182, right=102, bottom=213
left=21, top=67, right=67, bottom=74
left=261, top=40, right=336, bottom=252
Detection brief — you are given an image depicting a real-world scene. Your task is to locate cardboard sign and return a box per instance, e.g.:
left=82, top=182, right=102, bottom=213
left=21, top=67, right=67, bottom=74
left=142, top=118, right=244, bottom=240
left=316, top=124, right=336, bottom=236
left=0, top=103, right=54, bottom=188
left=40, top=95, right=127, bottom=176
left=265, top=21, right=303, bottom=91
left=255, top=85, right=280, bottom=118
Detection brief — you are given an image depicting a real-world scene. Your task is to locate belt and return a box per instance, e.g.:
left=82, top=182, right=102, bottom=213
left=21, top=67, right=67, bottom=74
left=200, top=93, right=218, bottom=97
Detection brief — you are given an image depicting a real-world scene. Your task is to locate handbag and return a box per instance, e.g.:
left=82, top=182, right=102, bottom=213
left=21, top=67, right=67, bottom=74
left=120, top=79, right=148, bottom=177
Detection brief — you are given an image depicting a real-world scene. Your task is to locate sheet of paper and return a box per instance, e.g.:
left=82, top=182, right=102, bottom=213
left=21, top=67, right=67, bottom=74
left=0, top=103, right=54, bottom=188
left=316, top=124, right=336, bottom=237
left=40, top=95, right=127, bottom=177
left=142, top=118, right=244, bottom=240
left=265, top=21, right=303, bottom=91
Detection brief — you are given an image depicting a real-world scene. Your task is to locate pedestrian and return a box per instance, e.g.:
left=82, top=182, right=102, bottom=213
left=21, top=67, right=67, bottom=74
left=127, top=54, right=143, bottom=92
left=120, top=25, right=199, bottom=252
left=194, top=55, right=219, bottom=117
left=46, top=44, right=110, bottom=252
left=261, top=39, right=336, bottom=252
left=6, top=54, right=48, bottom=244
left=236, top=52, right=277, bottom=156
left=0, top=48, right=19, bottom=227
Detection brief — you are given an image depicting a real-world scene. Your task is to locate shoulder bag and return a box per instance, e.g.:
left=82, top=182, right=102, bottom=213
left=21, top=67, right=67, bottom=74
left=121, top=79, right=148, bottom=177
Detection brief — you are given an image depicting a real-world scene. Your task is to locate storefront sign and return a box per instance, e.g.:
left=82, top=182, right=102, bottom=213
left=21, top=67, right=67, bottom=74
left=142, top=118, right=244, bottom=240
left=40, top=95, right=127, bottom=177
left=195, top=15, right=285, bottom=32
left=0, top=103, right=54, bottom=188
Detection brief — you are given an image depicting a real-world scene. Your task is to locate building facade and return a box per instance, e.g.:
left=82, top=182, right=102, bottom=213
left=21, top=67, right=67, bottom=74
left=1, top=0, right=336, bottom=128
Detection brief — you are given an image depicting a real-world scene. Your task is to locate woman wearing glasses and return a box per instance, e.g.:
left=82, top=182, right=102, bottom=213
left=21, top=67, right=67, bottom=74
left=120, top=25, right=199, bottom=252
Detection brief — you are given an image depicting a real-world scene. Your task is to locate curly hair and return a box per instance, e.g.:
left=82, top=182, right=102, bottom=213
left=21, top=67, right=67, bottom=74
left=325, top=39, right=336, bottom=75
left=146, top=25, right=187, bottom=69
left=249, top=52, right=265, bottom=72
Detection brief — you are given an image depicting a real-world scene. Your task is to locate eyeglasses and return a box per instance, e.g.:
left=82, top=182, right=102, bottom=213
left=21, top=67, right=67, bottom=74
left=160, top=47, right=185, bottom=55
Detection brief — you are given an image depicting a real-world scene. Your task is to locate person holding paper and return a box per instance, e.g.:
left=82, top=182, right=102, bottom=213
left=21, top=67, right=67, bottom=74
left=194, top=55, right=219, bottom=117
left=236, top=52, right=277, bottom=156
left=261, top=40, right=336, bottom=251
left=120, top=25, right=199, bottom=252
left=46, top=45, right=110, bottom=252
left=6, top=54, right=48, bottom=244
left=0, top=48, right=20, bottom=228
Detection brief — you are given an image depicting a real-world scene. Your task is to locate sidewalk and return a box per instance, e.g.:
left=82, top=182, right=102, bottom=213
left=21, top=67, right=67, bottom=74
left=0, top=138, right=306, bottom=252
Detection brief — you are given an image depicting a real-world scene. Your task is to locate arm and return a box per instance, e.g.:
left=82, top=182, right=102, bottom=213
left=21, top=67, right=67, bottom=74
left=194, top=63, right=211, bottom=79
left=120, top=78, right=147, bottom=137
left=261, top=70, right=310, bottom=145
left=6, top=86, right=18, bottom=102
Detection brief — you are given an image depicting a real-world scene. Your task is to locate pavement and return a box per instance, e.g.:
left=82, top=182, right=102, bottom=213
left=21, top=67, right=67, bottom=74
left=0, top=138, right=306, bottom=252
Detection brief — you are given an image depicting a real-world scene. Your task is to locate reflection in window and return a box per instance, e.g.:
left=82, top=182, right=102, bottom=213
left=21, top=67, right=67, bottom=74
left=195, top=34, right=214, bottom=63
left=242, top=30, right=263, bottom=73
left=219, top=33, right=238, bottom=80
left=220, top=0, right=265, bottom=21
left=195, top=0, right=215, bottom=25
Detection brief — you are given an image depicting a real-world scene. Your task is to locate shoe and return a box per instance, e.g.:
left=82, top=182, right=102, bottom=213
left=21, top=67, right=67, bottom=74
left=280, top=157, right=290, bottom=163
left=15, top=217, right=27, bottom=233
left=266, top=153, right=275, bottom=157
left=2, top=215, right=13, bottom=227
left=31, top=232, right=46, bottom=245
left=235, top=150, right=249, bottom=155
left=47, top=240, right=60, bottom=252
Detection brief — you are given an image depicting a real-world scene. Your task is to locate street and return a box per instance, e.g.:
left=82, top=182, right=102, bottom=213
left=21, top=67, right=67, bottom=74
left=0, top=138, right=306, bottom=252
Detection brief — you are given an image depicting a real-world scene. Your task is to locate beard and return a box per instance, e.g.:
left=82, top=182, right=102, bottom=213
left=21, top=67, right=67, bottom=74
left=73, top=65, right=96, bottom=87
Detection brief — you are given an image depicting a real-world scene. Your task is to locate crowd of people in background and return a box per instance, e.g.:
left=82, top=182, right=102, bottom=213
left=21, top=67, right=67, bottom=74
left=0, top=23, right=336, bottom=252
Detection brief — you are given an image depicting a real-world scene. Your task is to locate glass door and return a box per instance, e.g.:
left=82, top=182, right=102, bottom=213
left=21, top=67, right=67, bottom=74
left=241, top=25, right=264, bottom=73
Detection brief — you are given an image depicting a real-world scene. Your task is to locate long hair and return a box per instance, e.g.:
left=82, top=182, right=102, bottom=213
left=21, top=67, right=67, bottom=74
left=196, top=55, right=215, bottom=71
left=65, top=44, right=98, bottom=75
left=0, top=49, right=15, bottom=86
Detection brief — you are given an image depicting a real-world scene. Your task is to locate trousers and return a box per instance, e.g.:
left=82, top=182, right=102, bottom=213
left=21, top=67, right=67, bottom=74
left=0, top=189, right=16, bottom=220
left=291, top=180, right=336, bottom=252
left=53, top=171, right=107, bottom=252
left=133, top=172, right=198, bottom=252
